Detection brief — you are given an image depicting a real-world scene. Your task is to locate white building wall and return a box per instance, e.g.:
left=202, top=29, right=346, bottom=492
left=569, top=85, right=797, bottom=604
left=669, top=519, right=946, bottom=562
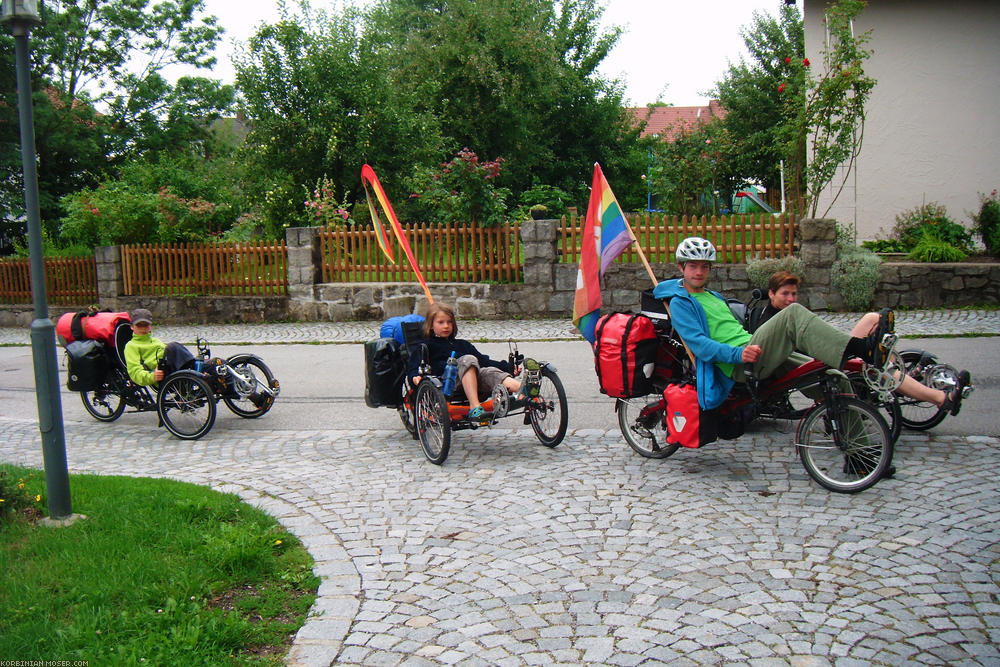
left=804, top=0, right=1000, bottom=240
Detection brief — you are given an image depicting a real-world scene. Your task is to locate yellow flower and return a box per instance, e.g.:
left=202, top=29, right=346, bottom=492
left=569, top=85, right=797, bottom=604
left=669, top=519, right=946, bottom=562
left=273, top=539, right=283, bottom=546
left=35, top=495, right=41, bottom=502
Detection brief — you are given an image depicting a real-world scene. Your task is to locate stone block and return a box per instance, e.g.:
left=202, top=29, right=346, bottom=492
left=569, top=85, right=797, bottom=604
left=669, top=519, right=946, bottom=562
left=383, top=296, right=416, bottom=317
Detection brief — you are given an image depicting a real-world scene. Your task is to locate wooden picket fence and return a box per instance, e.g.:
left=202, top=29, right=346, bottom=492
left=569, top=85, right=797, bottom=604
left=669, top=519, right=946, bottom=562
left=320, top=221, right=523, bottom=283
left=121, top=241, right=288, bottom=296
left=559, top=212, right=797, bottom=264
left=0, top=256, right=97, bottom=305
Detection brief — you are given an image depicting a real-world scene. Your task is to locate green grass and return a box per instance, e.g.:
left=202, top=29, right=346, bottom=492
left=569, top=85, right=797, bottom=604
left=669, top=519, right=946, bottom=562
left=0, top=465, right=318, bottom=665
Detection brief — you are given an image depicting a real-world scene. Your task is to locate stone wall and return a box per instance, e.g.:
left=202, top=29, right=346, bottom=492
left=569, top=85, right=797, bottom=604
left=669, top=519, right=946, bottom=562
left=1, top=218, right=996, bottom=326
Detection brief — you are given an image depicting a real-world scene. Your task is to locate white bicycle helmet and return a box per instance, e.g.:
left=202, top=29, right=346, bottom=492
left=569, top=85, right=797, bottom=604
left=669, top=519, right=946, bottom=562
left=675, top=236, right=717, bottom=262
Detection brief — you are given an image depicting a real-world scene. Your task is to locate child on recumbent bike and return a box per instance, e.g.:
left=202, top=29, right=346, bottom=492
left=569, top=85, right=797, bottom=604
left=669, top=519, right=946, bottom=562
left=407, top=303, right=539, bottom=421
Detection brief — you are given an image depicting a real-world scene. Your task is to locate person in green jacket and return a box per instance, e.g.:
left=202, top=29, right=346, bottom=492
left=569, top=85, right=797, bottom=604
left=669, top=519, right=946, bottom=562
left=123, top=308, right=194, bottom=387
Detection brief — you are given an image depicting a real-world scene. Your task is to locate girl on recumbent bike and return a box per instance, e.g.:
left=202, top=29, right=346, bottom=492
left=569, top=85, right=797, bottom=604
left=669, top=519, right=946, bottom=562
left=402, top=303, right=568, bottom=464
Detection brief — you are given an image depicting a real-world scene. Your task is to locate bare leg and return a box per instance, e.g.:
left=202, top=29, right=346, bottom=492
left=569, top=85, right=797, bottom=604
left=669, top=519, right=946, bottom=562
left=461, top=370, right=481, bottom=410
left=850, top=312, right=880, bottom=338
left=895, top=374, right=946, bottom=406
left=502, top=376, right=521, bottom=394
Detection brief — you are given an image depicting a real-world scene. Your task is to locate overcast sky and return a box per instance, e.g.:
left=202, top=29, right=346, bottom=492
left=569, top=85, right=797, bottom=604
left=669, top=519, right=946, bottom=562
left=167, top=0, right=780, bottom=107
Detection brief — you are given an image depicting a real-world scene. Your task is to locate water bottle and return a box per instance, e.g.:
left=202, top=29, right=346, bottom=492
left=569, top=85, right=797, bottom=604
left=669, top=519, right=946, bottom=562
left=442, top=352, right=459, bottom=397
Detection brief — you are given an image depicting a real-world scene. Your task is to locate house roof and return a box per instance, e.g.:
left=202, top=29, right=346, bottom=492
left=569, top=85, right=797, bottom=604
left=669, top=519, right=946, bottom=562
left=627, top=101, right=726, bottom=141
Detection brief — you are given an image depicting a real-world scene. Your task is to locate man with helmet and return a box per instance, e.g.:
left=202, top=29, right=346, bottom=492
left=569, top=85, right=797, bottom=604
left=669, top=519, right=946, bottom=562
left=652, top=236, right=894, bottom=412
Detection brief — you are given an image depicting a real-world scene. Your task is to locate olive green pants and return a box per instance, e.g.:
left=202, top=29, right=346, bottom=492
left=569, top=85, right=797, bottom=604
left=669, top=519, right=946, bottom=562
left=746, top=302, right=850, bottom=380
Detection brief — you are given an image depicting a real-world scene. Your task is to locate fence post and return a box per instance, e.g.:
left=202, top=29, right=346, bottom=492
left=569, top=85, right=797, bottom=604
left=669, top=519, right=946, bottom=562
left=95, top=245, right=123, bottom=309
left=285, top=226, right=321, bottom=319
left=519, top=219, right=558, bottom=314
left=798, top=218, right=840, bottom=310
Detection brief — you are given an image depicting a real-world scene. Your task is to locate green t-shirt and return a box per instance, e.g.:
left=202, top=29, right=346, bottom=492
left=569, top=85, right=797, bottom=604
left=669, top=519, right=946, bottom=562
left=692, top=291, right=752, bottom=378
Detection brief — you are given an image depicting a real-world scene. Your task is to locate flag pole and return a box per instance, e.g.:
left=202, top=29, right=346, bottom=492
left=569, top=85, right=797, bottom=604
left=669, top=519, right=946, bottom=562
left=622, top=216, right=658, bottom=288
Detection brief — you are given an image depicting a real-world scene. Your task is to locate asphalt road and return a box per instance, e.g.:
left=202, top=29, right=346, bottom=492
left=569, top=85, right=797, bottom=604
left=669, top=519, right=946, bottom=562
left=1, top=336, right=996, bottom=437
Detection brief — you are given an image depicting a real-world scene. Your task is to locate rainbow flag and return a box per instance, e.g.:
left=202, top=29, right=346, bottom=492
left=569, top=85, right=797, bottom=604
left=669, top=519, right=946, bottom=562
left=361, top=164, right=433, bottom=303
left=572, top=163, right=634, bottom=344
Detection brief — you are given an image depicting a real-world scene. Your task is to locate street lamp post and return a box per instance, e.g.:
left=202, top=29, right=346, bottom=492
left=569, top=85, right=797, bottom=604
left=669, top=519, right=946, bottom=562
left=2, top=0, right=73, bottom=520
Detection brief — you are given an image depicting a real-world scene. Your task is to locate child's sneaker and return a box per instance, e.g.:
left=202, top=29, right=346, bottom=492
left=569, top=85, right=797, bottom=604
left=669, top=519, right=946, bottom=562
left=468, top=405, right=492, bottom=421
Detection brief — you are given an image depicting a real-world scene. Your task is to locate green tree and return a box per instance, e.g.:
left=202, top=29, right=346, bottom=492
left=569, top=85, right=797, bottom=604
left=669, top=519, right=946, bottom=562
left=648, top=121, right=741, bottom=217
left=371, top=0, right=646, bottom=212
left=234, top=2, right=443, bottom=238
left=783, top=0, right=875, bottom=217
left=711, top=2, right=804, bottom=205
left=0, top=0, right=234, bottom=241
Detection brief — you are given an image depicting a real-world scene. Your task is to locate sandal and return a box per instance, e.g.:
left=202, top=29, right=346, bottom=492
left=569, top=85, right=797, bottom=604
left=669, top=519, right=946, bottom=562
left=941, top=369, right=972, bottom=416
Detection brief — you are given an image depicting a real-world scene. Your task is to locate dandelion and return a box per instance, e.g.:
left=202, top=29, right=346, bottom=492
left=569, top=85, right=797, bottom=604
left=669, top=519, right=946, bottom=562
left=274, top=539, right=283, bottom=546
left=35, top=495, right=41, bottom=502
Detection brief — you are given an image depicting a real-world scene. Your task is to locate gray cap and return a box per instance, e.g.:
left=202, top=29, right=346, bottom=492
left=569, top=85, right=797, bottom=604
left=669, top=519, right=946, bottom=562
left=130, top=308, right=153, bottom=325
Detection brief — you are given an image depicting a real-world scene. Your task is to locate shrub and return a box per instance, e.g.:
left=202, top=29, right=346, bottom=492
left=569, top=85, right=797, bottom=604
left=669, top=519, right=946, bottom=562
left=891, top=202, right=973, bottom=251
left=831, top=246, right=882, bottom=310
left=907, top=232, right=968, bottom=262
left=972, top=189, right=1000, bottom=256
left=861, top=239, right=907, bottom=253
left=746, top=255, right=805, bottom=290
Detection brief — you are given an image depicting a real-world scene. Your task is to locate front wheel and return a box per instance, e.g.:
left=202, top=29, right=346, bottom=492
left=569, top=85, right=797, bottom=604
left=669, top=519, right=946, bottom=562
left=529, top=366, right=568, bottom=448
left=616, top=393, right=678, bottom=459
left=80, top=368, right=126, bottom=422
left=797, top=396, right=893, bottom=494
left=158, top=371, right=217, bottom=440
left=223, top=355, right=278, bottom=418
left=415, top=381, right=451, bottom=464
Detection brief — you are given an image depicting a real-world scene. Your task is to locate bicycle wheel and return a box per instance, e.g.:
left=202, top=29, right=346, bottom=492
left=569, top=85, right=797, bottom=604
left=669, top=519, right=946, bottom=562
left=897, top=351, right=955, bottom=431
left=797, top=396, right=893, bottom=494
left=222, top=355, right=278, bottom=418
left=157, top=371, right=217, bottom=440
left=529, top=366, right=568, bottom=448
left=616, top=394, right=678, bottom=459
left=398, top=382, right=418, bottom=440
left=415, top=381, right=451, bottom=464
left=848, top=373, right=902, bottom=444
left=80, top=368, right=126, bottom=422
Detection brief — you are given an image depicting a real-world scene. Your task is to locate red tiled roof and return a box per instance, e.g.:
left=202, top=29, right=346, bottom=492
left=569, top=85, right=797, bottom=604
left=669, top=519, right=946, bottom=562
left=627, top=101, right=726, bottom=141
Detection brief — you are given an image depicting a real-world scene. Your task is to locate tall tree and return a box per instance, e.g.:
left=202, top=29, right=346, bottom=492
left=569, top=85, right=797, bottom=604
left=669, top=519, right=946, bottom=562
left=711, top=3, right=804, bottom=203
left=0, top=0, right=234, bottom=239
left=234, top=3, right=444, bottom=237
left=372, top=0, right=646, bottom=210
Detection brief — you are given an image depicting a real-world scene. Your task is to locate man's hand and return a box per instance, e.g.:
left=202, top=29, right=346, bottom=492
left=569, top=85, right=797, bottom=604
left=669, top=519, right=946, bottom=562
left=153, top=369, right=165, bottom=382
left=741, top=344, right=762, bottom=363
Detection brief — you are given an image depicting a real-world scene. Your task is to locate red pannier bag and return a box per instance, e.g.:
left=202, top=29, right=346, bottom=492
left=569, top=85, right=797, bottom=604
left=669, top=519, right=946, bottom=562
left=663, top=382, right=726, bottom=448
left=56, top=310, right=131, bottom=347
left=593, top=312, right=658, bottom=398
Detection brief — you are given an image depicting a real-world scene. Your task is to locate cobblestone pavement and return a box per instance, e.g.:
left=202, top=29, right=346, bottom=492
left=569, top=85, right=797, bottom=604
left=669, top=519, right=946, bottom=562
left=2, top=310, right=999, bottom=666
left=2, top=309, right=998, bottom=344
left=2, top=421, right=998, bottom=666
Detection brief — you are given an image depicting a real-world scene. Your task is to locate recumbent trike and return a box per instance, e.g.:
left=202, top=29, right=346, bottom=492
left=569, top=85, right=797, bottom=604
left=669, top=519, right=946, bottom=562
left=58, top=311, right=280, bottom=440
left=612, top=291, right=903, bottom=493
left=364, top=319, right=568, bottom=464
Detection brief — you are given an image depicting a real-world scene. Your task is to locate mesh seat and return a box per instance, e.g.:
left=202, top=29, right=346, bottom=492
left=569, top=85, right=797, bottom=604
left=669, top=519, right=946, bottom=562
left=111, top=322, right=133, bottom=370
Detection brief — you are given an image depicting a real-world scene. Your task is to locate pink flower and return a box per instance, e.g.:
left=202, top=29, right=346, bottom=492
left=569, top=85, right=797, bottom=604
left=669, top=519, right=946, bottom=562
left=705, top=139, right=711, bottom=144
left=803, top=58, right=810, bottom=67
left=784, top=56, right=791, bottom=64
left=778, top=83, right=786, bottom=93
left=91, top=208, right=99, bottom=214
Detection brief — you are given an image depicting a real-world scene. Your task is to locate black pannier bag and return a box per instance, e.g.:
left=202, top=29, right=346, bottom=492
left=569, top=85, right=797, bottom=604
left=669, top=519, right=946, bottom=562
left=65, top=339, right=108, bottom=392
left=364, top=337, right=404, bottom=408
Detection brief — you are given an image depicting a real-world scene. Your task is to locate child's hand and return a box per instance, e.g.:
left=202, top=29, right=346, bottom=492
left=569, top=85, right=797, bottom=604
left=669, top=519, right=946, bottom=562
left=154, top=369, right=165, bottom=382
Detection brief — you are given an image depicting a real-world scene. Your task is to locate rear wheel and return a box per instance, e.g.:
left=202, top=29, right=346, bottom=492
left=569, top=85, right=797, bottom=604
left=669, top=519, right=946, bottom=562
left=80, top=368, right=126, bottom=422
left=222, top=355, right=278, bottom=418
left=897, top=351, right=955, bottom=431
left=617, top=393, right=678, bottom=459
left=529, top=366, right=568, bottom=448
left=157, top=371, right=216, bottom=440
left=415, top=381, right=451, bottom=464
left=797, top=396, right=893, bottom=493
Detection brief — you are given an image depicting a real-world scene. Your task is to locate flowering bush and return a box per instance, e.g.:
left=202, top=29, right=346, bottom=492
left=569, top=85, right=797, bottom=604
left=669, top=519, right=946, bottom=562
left=406, top=148, right=511, bottom=226
left=972, top=189, right=1000, bottom=256
left=891, top=202, right=973, bottom=252
left=303, top=175, right=353, bottom=229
